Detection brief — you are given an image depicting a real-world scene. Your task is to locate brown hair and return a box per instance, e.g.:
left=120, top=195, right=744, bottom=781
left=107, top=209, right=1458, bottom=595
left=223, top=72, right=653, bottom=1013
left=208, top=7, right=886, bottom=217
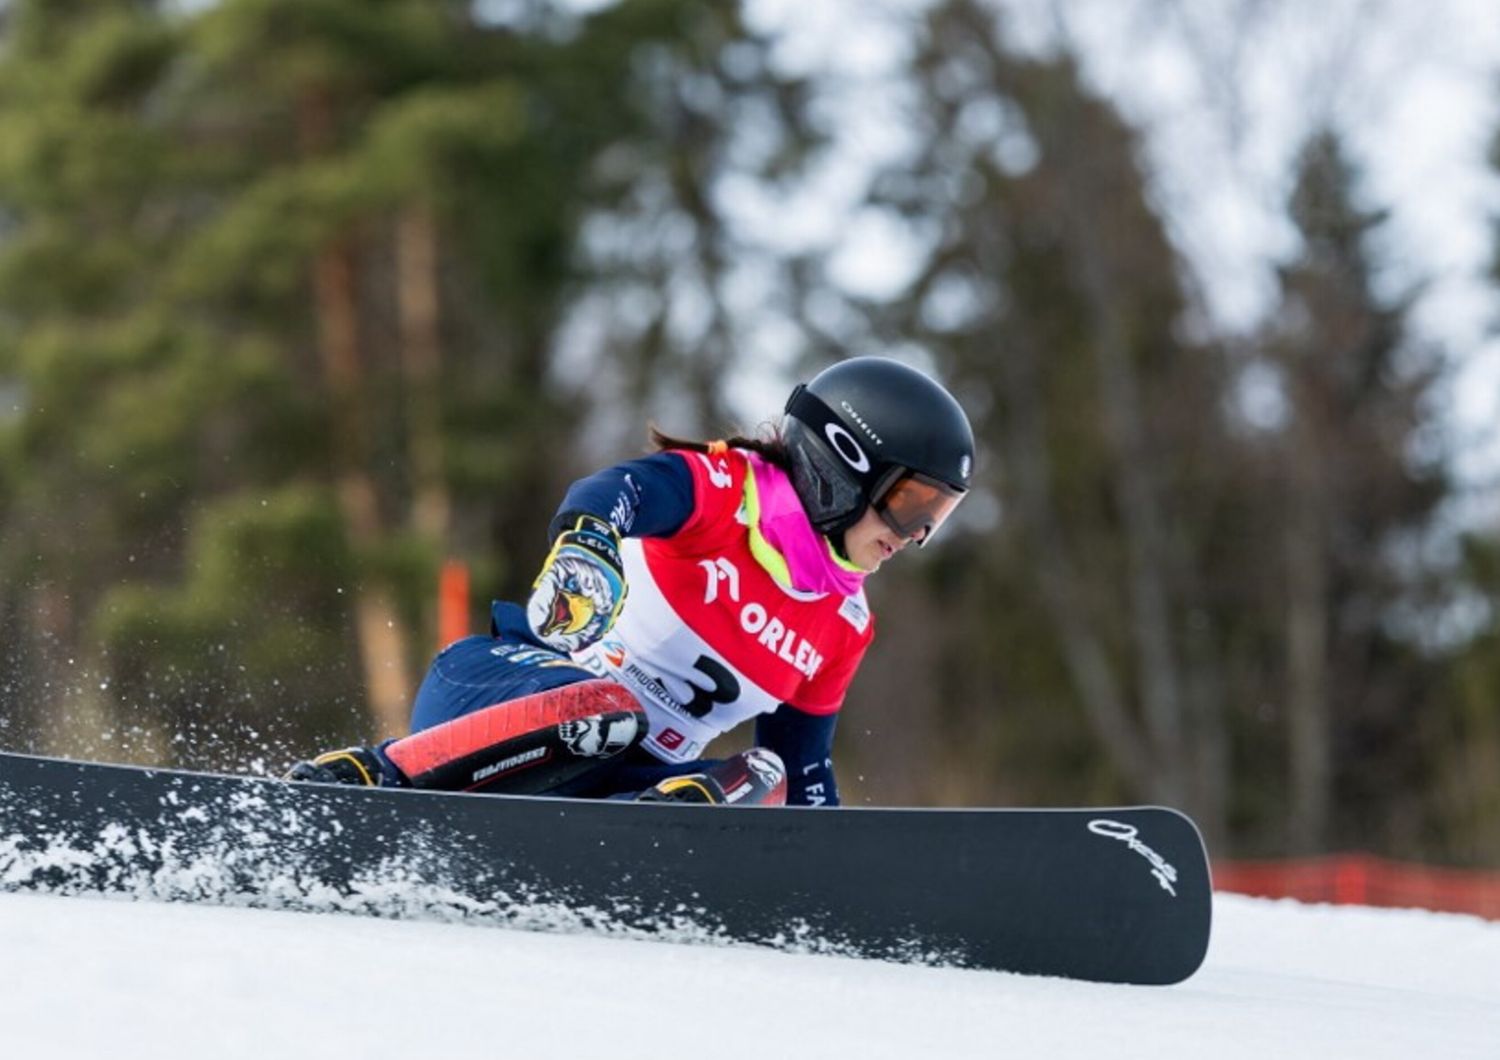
left=649, top=423, right=793, bottom=472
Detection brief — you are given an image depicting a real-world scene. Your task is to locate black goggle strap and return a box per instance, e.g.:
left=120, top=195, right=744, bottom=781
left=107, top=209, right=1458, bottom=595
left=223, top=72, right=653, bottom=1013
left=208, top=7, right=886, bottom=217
left=784, top=385, right=880, bottom=490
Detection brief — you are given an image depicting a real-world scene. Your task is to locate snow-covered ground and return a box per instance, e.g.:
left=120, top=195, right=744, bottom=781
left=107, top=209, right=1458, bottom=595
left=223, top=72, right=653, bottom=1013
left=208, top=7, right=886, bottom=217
left=0, top=891, right=1493, bottom=1059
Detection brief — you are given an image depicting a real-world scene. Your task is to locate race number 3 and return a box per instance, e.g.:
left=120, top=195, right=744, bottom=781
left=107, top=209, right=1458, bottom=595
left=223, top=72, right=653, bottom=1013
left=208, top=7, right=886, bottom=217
left=680, top=654, right=740, bottom=719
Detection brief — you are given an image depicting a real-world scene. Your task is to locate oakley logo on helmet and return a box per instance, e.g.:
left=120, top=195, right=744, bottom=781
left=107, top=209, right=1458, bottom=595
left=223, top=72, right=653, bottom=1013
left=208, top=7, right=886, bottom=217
left=824, top=423, right=871, bottom=473
left=839, top=401, right=884, bottom=446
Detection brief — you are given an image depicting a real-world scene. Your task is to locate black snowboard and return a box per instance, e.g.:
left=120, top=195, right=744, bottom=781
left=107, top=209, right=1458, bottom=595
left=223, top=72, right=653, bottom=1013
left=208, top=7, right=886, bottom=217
left=0, top=750, right=1212, bottom=984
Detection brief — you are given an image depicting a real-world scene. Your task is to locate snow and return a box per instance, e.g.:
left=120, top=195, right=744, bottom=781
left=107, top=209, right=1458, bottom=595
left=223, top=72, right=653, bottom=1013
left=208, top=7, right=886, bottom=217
left=0, top=890, right=1494, bottom=1059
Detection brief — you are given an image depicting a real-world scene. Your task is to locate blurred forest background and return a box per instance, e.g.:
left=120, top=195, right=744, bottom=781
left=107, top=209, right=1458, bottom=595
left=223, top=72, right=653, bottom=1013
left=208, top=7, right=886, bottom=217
left=0, top=0, right=1497, bottom=865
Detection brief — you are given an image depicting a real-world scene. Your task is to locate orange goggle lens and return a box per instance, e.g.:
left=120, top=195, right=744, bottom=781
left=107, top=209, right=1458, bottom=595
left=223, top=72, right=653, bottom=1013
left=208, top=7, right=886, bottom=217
left=874, top=471, right=964, bottom=544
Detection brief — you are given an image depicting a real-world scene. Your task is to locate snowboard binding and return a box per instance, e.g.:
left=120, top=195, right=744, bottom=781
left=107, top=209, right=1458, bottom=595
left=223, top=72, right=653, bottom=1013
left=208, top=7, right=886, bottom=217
left=636, top=748, right=788, bottom=806
left=284, top=746, right=388, bottom=786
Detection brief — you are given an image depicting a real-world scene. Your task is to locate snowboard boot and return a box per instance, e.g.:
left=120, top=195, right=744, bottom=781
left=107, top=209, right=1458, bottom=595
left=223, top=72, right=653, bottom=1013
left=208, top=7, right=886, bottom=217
left=284, top=746, right=388, bottom=787
left=636, top=748, right=788, bottom=806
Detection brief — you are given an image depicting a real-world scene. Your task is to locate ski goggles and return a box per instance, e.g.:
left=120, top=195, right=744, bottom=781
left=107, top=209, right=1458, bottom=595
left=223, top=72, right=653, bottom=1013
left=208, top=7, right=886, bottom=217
left=872, top=469, right=965, bottom=545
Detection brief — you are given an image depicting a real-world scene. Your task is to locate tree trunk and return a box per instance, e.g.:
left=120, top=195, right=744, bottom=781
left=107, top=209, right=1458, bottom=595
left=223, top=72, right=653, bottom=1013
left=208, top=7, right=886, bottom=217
left=1284, top=436, right=1330, bottom=852
left=1045, top=99, right=1197, bottom=802
left=1183, top=618, right=1230, bottom=850
left=989, top=281, right=1156, bottom=796
left=1083, top=288, right=1190, bottom=806
left=301, top=89, right=415, bottom=740
left=396, top=205, right=450, bottom=545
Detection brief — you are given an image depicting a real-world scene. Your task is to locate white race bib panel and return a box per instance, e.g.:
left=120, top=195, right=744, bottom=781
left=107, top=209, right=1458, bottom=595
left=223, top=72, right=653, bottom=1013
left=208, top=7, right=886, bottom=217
left=573, top=449, right=874, bottom=763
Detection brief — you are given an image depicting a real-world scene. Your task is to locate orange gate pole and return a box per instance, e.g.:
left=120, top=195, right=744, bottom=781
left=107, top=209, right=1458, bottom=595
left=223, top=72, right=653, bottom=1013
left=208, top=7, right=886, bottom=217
left=438, top=559, right=470, bottom=649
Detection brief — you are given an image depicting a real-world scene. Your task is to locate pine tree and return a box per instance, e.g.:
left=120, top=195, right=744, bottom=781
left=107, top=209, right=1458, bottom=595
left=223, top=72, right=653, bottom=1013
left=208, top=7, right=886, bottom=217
left=0, top=0, right=821, bottom=766
left=0, top=1, right=325, bottom=758
left=1261, top=128, right=1449, bottom=854
left=836, top=0, right=1241, bottom=840
left=1424, top=111, right=1500, bottom=864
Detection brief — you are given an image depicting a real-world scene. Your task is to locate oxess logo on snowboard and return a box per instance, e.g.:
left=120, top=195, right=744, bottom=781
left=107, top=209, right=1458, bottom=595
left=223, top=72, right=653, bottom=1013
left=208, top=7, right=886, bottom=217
left=1088, top=819, right=1179, bottom=897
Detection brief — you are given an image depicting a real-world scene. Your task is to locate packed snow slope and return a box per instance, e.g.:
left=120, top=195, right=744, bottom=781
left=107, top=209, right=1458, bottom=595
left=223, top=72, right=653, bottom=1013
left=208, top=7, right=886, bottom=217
left=0, top=891, right=1494, bottom=1059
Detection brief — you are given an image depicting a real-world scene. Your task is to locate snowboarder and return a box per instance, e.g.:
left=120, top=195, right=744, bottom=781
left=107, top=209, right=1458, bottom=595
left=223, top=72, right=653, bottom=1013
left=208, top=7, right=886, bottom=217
left=287, top=356, right=975, bottom=805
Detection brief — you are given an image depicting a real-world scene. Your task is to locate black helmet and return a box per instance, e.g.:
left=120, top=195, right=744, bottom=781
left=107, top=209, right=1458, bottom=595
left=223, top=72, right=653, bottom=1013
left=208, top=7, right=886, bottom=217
left=782, top=357, right=974, bottom=545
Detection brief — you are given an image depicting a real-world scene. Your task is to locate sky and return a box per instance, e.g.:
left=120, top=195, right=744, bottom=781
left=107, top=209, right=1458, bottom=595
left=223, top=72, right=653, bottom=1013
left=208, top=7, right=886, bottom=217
left=0, top=889, right=1495, bottom=1058
left=736, top=0, right=1500, bottom=496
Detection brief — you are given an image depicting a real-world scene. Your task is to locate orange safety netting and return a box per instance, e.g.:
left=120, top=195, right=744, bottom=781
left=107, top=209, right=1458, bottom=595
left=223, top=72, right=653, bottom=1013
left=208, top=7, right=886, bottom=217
left=1214, top=854, right=1500, bottom=920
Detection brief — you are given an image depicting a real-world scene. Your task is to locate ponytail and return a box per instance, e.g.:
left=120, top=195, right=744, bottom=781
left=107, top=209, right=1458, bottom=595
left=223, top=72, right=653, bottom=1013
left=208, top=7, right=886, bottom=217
left=649, top=424, right=793, bottom=472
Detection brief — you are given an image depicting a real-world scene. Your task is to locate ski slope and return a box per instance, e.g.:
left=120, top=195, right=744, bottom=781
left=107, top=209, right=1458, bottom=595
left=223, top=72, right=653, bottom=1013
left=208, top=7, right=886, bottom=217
left=0, top=890, right=1493, bottom=1059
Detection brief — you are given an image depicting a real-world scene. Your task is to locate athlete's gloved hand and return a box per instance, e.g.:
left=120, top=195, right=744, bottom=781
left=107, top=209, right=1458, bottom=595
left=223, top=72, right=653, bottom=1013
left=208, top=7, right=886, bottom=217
left=526, top=514, right=628, bottom=653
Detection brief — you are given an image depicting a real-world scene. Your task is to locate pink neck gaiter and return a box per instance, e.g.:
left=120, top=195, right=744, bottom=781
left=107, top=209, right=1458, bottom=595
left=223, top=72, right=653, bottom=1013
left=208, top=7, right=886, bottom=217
left=746, top=453, right=866, bottom=597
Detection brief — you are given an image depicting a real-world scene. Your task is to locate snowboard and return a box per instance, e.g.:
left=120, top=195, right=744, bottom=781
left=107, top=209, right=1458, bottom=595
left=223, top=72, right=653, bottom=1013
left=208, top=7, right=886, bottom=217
left=0, top=749, right=1212, bottom=984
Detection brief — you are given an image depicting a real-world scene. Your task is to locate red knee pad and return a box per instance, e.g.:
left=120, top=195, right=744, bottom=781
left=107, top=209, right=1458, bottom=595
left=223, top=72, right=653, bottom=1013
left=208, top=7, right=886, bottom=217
left=385, top=679, right=644, bottom=794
